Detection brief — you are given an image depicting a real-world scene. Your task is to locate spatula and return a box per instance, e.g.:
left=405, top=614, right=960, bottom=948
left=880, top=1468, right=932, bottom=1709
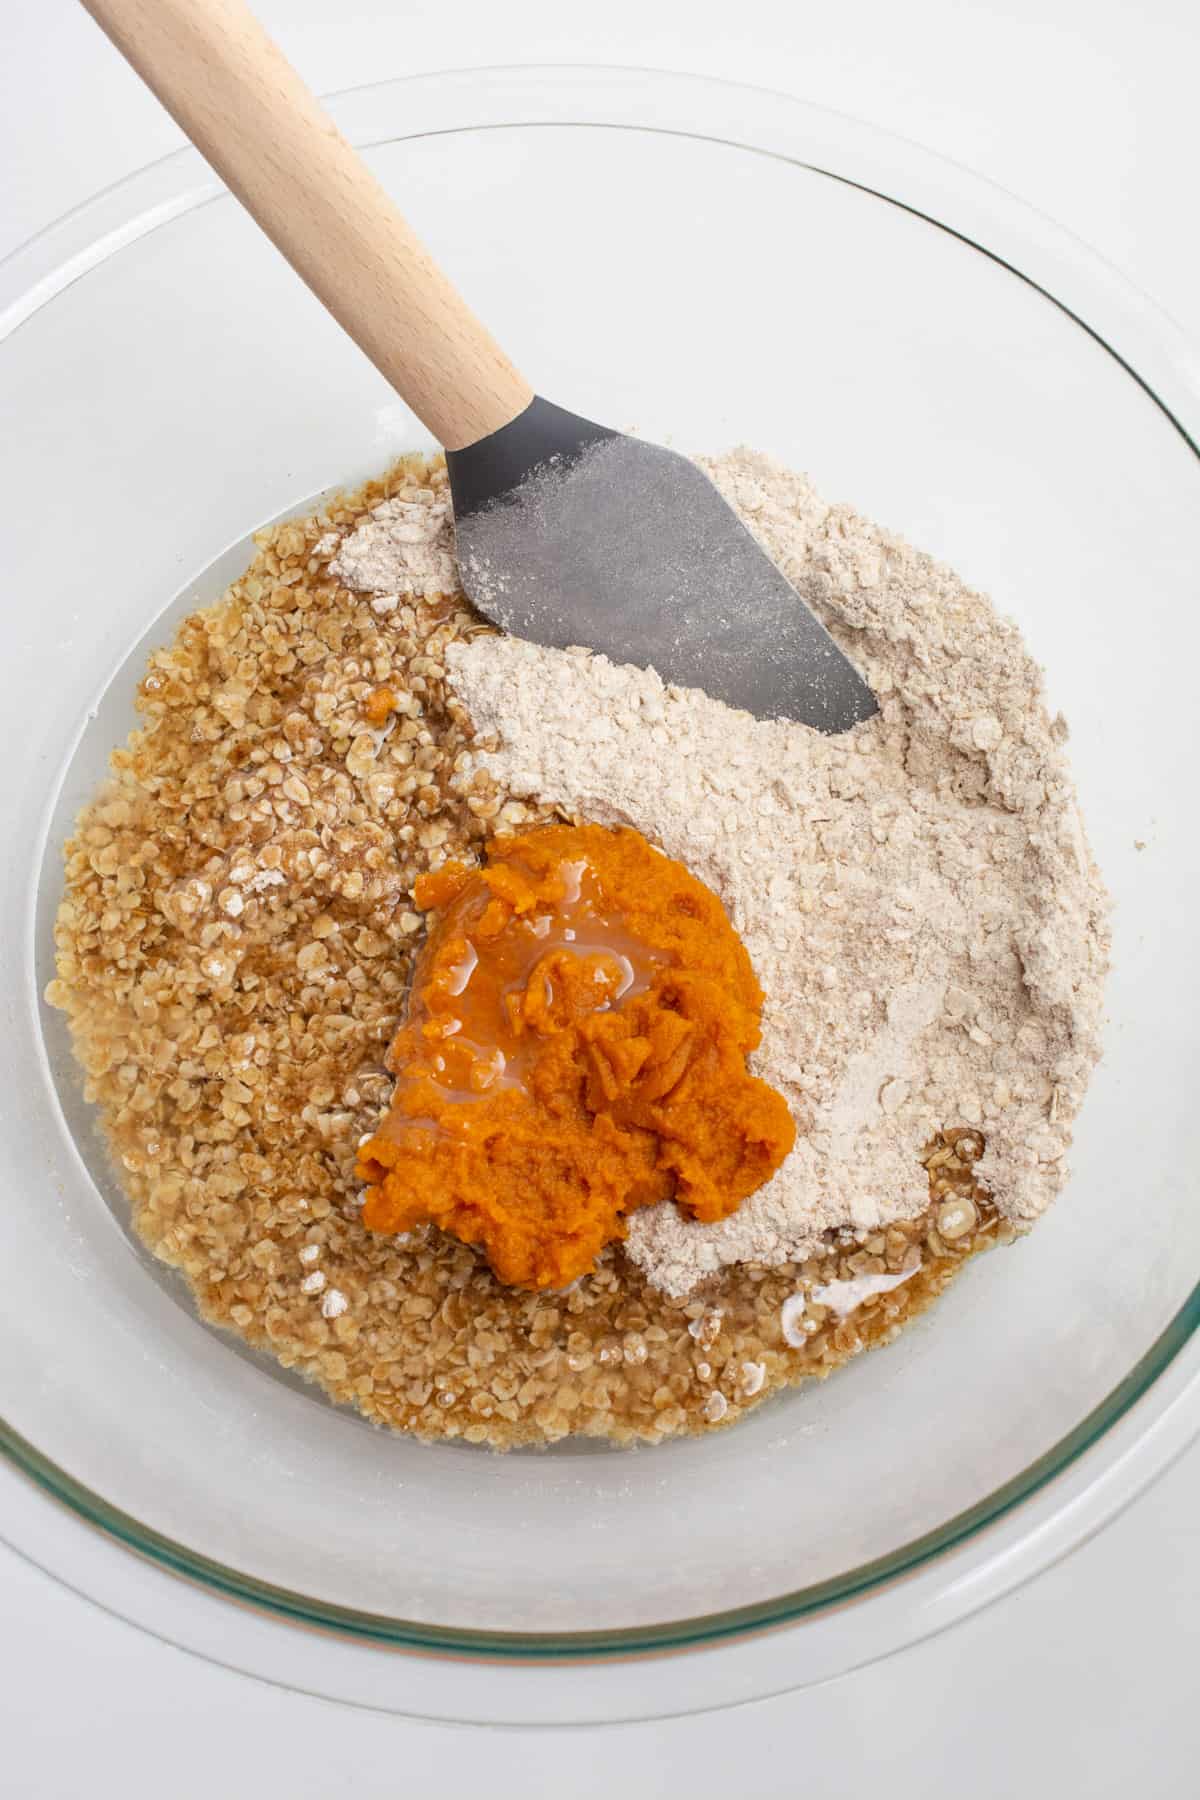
left=82, top=0, right=877, bottom=731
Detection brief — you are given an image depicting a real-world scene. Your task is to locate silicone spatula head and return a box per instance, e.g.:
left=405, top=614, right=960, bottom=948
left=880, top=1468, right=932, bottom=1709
left=448, top=399, right=878, bottom=730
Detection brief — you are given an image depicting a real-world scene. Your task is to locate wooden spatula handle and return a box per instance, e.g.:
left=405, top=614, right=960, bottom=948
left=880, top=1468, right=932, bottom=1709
left=80, top=0, right=534, bottom=449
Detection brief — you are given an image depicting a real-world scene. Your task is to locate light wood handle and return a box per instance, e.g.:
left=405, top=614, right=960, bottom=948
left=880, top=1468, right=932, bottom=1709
left=80, top=0, right=534, bottom=449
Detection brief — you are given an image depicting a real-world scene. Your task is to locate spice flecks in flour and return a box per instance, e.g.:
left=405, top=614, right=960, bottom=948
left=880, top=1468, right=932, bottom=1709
left=446, top=449, right=1110, bottom=1296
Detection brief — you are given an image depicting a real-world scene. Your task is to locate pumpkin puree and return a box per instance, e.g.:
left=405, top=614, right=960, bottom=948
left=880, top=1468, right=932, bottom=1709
left=356, top=824, right=794, bottom=1289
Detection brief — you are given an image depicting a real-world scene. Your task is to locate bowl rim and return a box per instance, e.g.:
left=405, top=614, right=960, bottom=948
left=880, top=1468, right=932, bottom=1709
left=3, top=61, right=1198, bottom=1670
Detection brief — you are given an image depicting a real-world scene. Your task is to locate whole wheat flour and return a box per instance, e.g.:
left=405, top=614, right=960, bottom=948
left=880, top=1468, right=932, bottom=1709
left=330, top=484, right=457, bottom=601
left=436, top=450, right=1111, bottom=1297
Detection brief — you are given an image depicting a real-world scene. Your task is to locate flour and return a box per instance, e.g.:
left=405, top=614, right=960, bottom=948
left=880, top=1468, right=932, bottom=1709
left=331, top=480, right=458, bottom=599
left=438, top=449, right=1111, bottom=1296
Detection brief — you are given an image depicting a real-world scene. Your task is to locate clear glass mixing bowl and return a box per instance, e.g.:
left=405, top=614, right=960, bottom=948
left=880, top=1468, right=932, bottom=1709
left=1, top=67, right=1197, bottom=1724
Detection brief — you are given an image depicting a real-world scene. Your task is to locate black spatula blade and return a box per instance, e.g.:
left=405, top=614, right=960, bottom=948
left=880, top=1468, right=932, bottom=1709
left=447, top=397, right=878, bottom=731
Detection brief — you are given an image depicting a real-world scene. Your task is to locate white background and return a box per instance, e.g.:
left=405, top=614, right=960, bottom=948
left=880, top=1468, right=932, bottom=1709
left=2, top=1, right=1197, bottom=1793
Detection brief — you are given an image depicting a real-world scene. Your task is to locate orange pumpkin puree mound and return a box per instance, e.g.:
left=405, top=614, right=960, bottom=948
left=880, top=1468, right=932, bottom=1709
left=356, top=823, right=795, bottom=1290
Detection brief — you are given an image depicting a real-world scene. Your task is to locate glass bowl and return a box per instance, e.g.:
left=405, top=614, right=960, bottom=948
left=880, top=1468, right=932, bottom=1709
left=1, top=66, right=1197, bottom=1725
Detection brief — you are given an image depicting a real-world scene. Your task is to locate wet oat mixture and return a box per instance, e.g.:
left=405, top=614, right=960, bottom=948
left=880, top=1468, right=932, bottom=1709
left=47, top=453, right=1105, bottom=1447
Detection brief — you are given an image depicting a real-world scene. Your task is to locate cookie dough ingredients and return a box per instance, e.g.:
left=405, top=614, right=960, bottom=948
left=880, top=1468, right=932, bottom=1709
left=357, top=823, right=795, bottom=1289
left=45, top=449, right=1094, bottom=1448
left=449, top=449, right=1110, bottom=1296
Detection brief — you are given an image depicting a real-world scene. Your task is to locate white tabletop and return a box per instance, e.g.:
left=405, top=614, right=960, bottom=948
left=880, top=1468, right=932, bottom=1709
left=3, top=2, right=1197, bottom=1793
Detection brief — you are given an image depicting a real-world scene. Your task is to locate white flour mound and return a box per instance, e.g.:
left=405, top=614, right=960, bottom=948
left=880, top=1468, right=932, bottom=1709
left=330, top=485, right=457, bottom=600
left=443, top=449, right=1111, bottom=1297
